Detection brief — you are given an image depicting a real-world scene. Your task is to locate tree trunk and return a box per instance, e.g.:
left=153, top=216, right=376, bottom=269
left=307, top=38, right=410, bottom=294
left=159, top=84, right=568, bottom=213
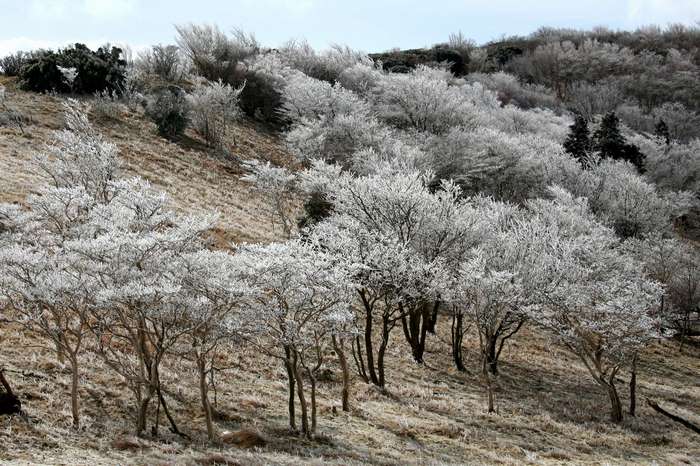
left=292, top=357, right=310, bottom=438
left=607, top=382, right=623, bottom=423
left=484, top=368, right=495, bottom=414
left=426, top=300, right=440, bottom=334
left=197, top=358, right=215, bottom=442
left=629, top=354, right=637, bottom=417
left=332, top=335, right=350, bottom=412
left=69, top=356, right=80, bottom=429
left=351, top=336, right=369, bottom=384
left=309, top=370, right=317, bottom=433
left=485, top=337, right=498, bottom=376
left=377, top=318, right=391, bottom=389
left=360, top=291, right=380, bottom=386
left=451, top=311, right=466, bottom=372
left=284, top=346, right=296, bottom=431
left=401, top=302, right=430, bottom=363
left=137, top=394, right=152, bottom=436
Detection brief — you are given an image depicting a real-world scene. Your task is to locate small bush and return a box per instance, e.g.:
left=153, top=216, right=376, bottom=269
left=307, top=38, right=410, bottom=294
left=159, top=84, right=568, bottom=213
left=145, top=86, right=189, bottom=139
left=187, top=79, right=245, bottom=149
left=279, top=41, right=373, bottom=82
left=0, top=52, right=27, bottom=76
left=19, top=44, right=126, bottom=95
left=135, top=44, right=188, bottom=82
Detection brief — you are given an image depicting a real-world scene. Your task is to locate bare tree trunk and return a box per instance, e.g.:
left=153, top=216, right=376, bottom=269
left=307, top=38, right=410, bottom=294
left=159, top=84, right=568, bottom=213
left=292, top=356, right=310, bottom=438
left=606, top=381, right=623, bottom=423
left=351, top=336, right=369, bottom=384
left=484, top=369, right=495, bottom=414
left=360, top=292, right=380, bottom=386
left=332, top=335, right=350, bottom=412
left=485, top=337, right=498, bottom=376
left=137, top=393, right=152, bottom=436
left=451, top=311, right=466, bottom=372
left=69, top=355, right=80, bottom=429
left=197, top=357, right=215, bottom=442
left=309, top=371, right=317, bottom=434
left=426, top=300, right=440, bottom=334
left=377, top=318, right=391, bottom=389
left=401, top=302, right=430, bottom=363
left=629, top=354, right=637, bottom=417
left=284, top=346, right=296, bottom=431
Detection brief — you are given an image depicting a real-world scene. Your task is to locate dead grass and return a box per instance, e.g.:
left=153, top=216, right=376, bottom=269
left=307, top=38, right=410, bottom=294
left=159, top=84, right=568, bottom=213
left=0, top=84, right=699, bottom=465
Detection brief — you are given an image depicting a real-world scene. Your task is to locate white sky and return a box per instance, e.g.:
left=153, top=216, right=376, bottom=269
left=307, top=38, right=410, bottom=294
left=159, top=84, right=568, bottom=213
left=0, top=0, right=698, bottom=56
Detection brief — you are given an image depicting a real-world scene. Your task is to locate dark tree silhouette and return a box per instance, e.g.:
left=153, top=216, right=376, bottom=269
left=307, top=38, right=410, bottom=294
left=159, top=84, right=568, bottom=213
left=563, top=113, right=592, bottom=164
left=593, top=112, right=645, bottom=172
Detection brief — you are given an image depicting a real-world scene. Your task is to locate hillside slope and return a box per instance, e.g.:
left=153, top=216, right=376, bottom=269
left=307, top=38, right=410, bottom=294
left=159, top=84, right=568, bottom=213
left=0, top=83, right=699, bottom=466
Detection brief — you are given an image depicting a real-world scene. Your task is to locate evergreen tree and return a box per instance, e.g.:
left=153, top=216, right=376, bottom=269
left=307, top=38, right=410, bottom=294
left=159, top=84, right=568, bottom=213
left=593, top=112, right=625, bottom=158
left=654, top=119, right=670, bottom=144
left=563, top=113, right=591, bottom=164
left=593, top=112, right=645, bottom=172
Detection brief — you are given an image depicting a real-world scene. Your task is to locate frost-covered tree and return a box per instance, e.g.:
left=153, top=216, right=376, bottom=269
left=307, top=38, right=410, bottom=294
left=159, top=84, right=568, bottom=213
left=566, top=159, right=694, bottom=238
left=524, top=189, right=664, bottom=422
left=280, top=73, right=387, bottom=165
left=625, top=234, right=700, bottom=348
left=631, top=135, right=700, bottom=195
left=449, top=199, right=526, bottom=378
left=0, top=101, right=119, bottom=428
left=240, top=160, right=299, bottom=238
left=311, top=219, right=445, bottom=387
left=188, top=78, right=245, bottom=149
left=82, top=178, right=218, bottom=437
left=374, top=65, right=476, bottom=134
left=423, top=126, right=581, bottom=203
left=306, top=167, right=460, bottom=369
left=236, top=239, right=354, bottom=437
left=175, top=250, right=246, bottom=441
left=278, top=40, right=373, bottom=83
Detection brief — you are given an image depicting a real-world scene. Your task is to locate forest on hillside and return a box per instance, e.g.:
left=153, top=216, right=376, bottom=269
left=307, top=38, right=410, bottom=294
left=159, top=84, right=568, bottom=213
left=0, top=21, right=698, bottom=465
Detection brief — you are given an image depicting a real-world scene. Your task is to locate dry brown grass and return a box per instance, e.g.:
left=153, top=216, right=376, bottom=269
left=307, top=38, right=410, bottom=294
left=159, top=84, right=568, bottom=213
left=0, top=84, right=699, bottom=465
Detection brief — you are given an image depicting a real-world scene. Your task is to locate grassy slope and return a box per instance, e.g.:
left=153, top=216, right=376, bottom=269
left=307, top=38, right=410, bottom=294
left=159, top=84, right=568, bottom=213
left=0, top=81, right=698, bottom=466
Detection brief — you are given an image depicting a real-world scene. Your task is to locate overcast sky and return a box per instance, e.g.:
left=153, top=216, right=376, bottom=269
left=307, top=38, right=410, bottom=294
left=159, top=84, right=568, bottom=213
left=1, top=0, right=699, bottom=56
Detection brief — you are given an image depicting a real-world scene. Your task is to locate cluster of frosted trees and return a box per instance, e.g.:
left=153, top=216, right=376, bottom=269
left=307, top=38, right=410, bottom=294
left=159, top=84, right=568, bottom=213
left=1, top=36, right=698, bottom=443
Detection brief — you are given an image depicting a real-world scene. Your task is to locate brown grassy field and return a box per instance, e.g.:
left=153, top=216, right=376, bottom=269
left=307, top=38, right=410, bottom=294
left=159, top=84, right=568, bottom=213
left=0, top=81, right=699, bottom=465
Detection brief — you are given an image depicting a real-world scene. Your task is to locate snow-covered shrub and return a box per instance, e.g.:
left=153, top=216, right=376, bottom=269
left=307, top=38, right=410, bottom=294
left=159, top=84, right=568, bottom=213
left=188, top=78, right=245, bottom=149
left=145, top=85, right=189, bottom=139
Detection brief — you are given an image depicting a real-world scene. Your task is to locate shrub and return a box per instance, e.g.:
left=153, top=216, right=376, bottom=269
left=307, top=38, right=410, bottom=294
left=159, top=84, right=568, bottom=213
left=145, top=86, right=189, bottom=139
left=467, top=72, right=560, bottom=111
left=237, top=54, right=293, bottom=126
left=19, top=44, right=126, bottom=95
left=18, top=50, right=68, bottom=93
left=175, top=24, right=258, bottom=83
left=0, top=52, right=27, bottom=76
left=370, top=46, right=466, bottom=76
left=279, top=40, right=373, bottom=82
left=187, top=79, right=245, bottom=149
left=375, top=66, right=476, bottom=134
left=135, top=44, right=188, bottom=82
